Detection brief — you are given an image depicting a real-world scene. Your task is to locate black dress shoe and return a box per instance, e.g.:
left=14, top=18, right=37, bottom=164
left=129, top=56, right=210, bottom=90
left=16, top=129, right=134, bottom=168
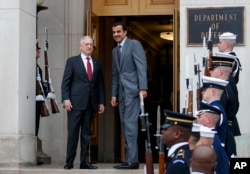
left=64, top=164, right=73, bottom=170
left=113, top=162, right=127, bottom=169
left=80, top=162, right=98, bottom=169
left=36, top=161, right=44, bottom=165
left=113, top=162, right=139, bottom=169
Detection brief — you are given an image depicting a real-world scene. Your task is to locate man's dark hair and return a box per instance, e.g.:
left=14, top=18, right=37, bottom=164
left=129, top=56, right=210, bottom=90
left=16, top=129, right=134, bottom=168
left=112, top=22, right=128, bottom=31
left=190, top=132, right=200, bottom=144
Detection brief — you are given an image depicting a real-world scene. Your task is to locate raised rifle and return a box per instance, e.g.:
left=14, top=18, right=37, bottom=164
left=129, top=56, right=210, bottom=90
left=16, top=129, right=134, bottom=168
left=36, top=64, right=50, bottom=117
left=158, top=136, right=165, bottom=174
left=183, top=78, right=193, bottom=116
left=140, top=94, right=154, bottom=174
left=154, top=105, right=165, bottom=174
left=182, top=91, right=188, bottom=114
left=204, top=27, right=213, bottom=76
left=182, top=78, right=193, bottom=116
left=44, top=27, right=60, bottom=113
left=194, top=54, right=202, bottom=110
left=187, top=78, right=193, bottom=116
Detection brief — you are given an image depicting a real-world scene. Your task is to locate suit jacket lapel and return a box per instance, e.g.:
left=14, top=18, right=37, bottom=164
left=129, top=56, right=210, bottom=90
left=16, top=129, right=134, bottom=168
left=92, top=58, right=97, bottom=80
left=120, top=39, right=129, bottom=66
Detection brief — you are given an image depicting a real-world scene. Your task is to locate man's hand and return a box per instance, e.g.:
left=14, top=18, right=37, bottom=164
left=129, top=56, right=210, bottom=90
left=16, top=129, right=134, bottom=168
left=111, top=97, right=118, bottom=107
left=140, top=90, right=147, bottom=99
left=63, top=100, right=72, bottom=112
left=98, top=104, right=105, bottom=114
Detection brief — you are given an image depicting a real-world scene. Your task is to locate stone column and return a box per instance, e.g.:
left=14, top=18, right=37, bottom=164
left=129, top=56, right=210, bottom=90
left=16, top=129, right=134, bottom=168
left=0, top=0, right=37, bottom=165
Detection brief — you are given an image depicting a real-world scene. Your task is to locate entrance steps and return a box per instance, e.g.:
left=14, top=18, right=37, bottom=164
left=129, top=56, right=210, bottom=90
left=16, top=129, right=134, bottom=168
left=0, top=163, right=160, bottom=174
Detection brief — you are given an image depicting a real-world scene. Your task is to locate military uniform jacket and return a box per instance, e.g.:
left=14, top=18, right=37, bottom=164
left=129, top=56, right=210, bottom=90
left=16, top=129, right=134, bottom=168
left=220, top=81, right=240, bottom=156
left=166, top=142, right=191, bottom=174
left=213, top=134, right=229, bottom=174
left=227, top=77, right=241, bottom=136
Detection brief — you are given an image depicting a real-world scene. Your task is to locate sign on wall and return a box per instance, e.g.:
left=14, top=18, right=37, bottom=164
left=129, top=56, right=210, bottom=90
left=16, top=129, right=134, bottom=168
left=187, top=7, right=244, bottom=46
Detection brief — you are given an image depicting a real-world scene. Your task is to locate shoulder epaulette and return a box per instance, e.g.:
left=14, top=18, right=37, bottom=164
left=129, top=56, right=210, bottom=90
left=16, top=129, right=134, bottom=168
left=175, top=149, right=185, bottom=159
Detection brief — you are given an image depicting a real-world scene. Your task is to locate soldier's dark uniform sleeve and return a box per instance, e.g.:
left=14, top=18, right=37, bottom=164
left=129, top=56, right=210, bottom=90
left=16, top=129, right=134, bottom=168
left=229, top=52, right=241, bottom=84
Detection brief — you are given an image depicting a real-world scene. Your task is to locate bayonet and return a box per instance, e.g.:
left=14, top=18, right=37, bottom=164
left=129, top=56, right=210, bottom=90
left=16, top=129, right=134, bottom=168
left=44, top=27, right=48, bottom=51
left=208, top=27, right=211, bottom=41
left=139, top=93, right=147, bottom=131
left=207, top=26, right=213, bottom=52
left=154, top=105, right=161, bottom=149
left=194, top=54, right=201, bottom=88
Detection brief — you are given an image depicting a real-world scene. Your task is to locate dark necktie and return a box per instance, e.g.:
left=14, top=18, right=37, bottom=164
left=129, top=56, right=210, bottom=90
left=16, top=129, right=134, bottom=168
left=117, top=45, right=121, bottom=64
left=86, top=57, right=92, bottom=80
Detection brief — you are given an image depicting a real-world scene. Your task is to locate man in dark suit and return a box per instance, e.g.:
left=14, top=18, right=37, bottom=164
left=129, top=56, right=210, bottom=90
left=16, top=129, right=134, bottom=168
left=61, top=36, right=106, bottom=170
left=161, top=110, right=195, bottom=174
left=111, top=22, right=148, bottom=169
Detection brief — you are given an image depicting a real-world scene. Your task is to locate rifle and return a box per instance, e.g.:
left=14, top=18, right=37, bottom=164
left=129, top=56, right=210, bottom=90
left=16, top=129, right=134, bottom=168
left=44, top=27, right=60, bottom=114
left=194, top=54, right=202, bottom=110
left=182, top=78, right=193, bottom=116
left=140, top=94, right=154, bottom=174
left=36, top=65, right=50, bottom=117
left=187, top=78, right=193, bottom=116
left=158, top=136, right=165, bottom=174
left=154, top=105, right=165, bottom=174
left=204, top=27, right=213, bottom=76
left=182, top=91, right=188, bottom=114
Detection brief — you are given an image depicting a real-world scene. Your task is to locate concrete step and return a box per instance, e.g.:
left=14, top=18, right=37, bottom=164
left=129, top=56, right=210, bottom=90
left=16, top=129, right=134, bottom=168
left=0, top=163, right=161, bottom=174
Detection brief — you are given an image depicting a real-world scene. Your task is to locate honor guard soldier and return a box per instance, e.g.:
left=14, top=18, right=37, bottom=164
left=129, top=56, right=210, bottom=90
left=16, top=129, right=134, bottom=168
left=161, top=110, right=195, bottom=174
left=191, top=125, right=217, bottom=174
left=196, top=102, right=229, bottom=174
left=209, top=52, right=241, bottom=157
left=218, top=32, right=242, bottom=84
left=201, top=75, right=228, bottom=146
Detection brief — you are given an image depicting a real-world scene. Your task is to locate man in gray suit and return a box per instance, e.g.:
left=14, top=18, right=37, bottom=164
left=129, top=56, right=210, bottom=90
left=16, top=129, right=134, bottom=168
left=111, top=22, right=148, bottom=169
left=61, top=36, right=106, bottom=170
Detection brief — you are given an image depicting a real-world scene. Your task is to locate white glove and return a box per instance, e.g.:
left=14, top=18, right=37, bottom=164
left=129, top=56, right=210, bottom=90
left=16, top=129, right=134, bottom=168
left=36, top=75, right=41, bottom=82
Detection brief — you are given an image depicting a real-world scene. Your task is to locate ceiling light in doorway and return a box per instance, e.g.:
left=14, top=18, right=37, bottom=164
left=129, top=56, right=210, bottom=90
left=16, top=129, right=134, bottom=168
left=37, top=0, right=45, bottom=5
left=160, top=32, right=173, bottom=41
